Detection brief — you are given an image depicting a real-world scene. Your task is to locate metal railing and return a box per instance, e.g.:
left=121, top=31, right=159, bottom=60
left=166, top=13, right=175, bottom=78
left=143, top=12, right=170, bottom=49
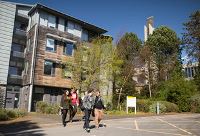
left=12, top=51, right=24, bottom=58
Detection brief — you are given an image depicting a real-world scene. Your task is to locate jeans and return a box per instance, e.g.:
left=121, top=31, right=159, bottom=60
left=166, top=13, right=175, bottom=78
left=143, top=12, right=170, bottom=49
left=70, top=105, right=77, bottom=121
left=83, top=109, right=91, bottom=129
left=62, top=109, right=68, bottom=125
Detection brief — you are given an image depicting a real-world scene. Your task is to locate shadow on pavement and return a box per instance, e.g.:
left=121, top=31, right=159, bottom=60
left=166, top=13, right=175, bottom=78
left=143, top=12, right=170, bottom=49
left=0, top=120, right=45, bottom=136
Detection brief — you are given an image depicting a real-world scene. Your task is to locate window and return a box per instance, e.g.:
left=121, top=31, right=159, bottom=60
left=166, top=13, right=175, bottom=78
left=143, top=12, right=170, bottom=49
left=74, top=24, right=81, bottom=31
left=12, top=43, right=22, bottom=52
left=81, top=29, right=88, bottom=41
left=46, top=38, right=57, bottom=52
left=48, top=14, right=56, bottom=28
left=67, top=21, right=74, bottom=34
left=9, top=67, right=18, bottom=75
left=44, top=60, right=55, bottom=76
left=63, top=42, right=74, bottom=56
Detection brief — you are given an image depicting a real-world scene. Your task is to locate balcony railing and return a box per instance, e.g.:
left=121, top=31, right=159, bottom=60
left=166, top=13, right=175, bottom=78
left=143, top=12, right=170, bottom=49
left=12, top=51, right=24, bottom=58
left=14, top=28, right=26, bottom=37
left=7, top=74, right=22, bottom=85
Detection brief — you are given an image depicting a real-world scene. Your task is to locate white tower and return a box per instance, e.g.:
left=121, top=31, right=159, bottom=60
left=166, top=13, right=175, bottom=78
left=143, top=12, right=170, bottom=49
left=144, top=16, right=154, bottom=42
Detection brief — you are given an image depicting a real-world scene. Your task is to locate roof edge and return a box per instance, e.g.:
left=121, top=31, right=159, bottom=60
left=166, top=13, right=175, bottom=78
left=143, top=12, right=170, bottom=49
left=28, top=3, right=107, bottom=34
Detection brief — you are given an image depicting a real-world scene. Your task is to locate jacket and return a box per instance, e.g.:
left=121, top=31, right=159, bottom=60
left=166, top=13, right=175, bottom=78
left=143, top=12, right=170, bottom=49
left=83, top=95, right=95, bottom=110
left=60, top=95, right=71, bottom=109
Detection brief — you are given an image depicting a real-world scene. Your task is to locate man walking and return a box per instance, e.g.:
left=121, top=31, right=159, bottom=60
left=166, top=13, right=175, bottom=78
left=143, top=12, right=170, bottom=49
left=83, top=89, right=95, bottom=133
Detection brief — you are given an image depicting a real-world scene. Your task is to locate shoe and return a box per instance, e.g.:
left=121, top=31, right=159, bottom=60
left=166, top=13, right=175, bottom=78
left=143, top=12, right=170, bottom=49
left=103, top=123, right=106, bottom=127
left=86, top=128, right=90, bottom=133
left=63, top=123, right=66, bottom=127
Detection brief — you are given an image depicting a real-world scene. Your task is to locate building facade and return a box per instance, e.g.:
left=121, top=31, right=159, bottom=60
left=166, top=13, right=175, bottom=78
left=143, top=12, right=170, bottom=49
left=182, top=62, right=199, bottom=80
left=0, top=1, right=107, bottom=111
left=0, top=1, right=32, bottom=109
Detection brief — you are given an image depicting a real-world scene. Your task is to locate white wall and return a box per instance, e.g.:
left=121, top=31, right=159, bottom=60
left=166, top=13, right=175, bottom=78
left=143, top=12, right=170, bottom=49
left=0, top=1, right=16, bottom=84
left=39, top=11, right=48, bottom=26
left=17, top=6, right=30, bottom=16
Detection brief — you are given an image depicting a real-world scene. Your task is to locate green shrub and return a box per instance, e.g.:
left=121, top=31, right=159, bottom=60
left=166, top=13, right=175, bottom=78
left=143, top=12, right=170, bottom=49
left=190, top=94, right=200, bottom=113
left=36, top=101, right=48, bottom=113
left=137, top=99, right=153, bottom=112
left=36, top=101, right=59, bottom=114
left=149, top=102, right=167, bottom=113
left=149, top=101, right=179, bottom=113
left=0, top=109, right=27, bottom=121
left=6, top=110, right=17, bottom=118
left=156, top=76, right=197, bottom=112
left=0, top=109, right=8, bottom=121
left=15, top=109, right=27, bottom=117
left=159, top=101, right=179, bottom=112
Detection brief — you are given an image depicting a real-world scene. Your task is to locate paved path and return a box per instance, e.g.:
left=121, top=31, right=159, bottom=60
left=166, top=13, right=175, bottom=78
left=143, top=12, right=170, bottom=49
left=0, top=114, right=200, bottom=136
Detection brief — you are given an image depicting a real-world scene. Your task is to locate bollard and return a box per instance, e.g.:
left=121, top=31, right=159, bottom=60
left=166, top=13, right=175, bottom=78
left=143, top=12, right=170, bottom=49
left=156, top=102, right=160, bottom=115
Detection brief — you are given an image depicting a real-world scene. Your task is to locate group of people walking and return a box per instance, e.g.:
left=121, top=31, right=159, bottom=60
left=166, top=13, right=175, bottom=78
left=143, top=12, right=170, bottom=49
left=60, top=88, right=105, bottom=133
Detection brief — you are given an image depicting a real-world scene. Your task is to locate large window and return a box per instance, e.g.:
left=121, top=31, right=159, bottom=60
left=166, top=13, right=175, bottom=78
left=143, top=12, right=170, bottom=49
left=48, top=15, right=56, bottom=28
left=81, top=29, right=88, bottom=41
left=63, top=42, right=74, bottom=56
left=9, top=67, right=18, bottom=75
left=44, top=60, right=55, bottom=76
left=46, top=38, right=57, bottom=52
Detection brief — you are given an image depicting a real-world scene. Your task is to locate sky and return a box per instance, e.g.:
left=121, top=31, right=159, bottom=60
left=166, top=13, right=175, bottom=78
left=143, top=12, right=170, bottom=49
left=6, top=0, right=200, bottom=61
left=7, top=0, right=200, bottom=40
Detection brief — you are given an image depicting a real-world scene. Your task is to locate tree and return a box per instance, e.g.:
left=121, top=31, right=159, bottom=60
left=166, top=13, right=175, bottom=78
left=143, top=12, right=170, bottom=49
left=146, top=26, right=182, bottom=83
left=183, top=10, right=200, bottom=91
left=62, top=36, right=122, bottom=104
left=140, top=45, right=156, bottom=97
left=156, top=74, right=197, bottom=112
left=115, top=32, right=142, bottom=108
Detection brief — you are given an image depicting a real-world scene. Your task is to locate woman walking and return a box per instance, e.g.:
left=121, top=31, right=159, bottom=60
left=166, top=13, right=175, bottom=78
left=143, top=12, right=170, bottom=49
left=69, top=88, right=79, bottom=122
left=94, top=90, right=106, bottom=128
left=60, top=90, right=71, bottom=127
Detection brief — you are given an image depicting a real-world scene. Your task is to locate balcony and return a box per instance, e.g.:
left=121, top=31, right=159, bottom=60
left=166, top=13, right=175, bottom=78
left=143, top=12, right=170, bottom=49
left=9, top=60, right=24, bottom=68
left=7, top=74, right=22, bottom=85
left=11, top=51, right=24, bottom=58
left=14, top=28, right=26, bottom=38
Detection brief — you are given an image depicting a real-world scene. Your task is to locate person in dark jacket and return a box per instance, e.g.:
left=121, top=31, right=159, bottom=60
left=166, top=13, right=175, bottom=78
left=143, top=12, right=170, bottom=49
left=60, top=90, right=71, bottom=127
left=83, top=89, right=95, bottom=133
left=94, top=90, right=106, bottom=128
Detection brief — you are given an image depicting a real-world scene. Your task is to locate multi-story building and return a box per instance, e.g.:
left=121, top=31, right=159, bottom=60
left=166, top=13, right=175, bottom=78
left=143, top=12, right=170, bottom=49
left=0, top=1, right=107, bottom=111
left=0, top=1, right=32, bottom=108
left=182, top=62, right=199, bottom=80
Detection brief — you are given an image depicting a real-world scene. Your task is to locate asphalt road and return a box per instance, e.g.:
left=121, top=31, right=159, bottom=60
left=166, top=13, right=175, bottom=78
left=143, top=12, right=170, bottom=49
left=1, top=114, right=200, bottom=136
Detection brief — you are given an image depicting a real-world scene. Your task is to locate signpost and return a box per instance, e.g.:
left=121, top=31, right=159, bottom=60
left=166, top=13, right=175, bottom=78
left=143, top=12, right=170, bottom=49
left=126, top=96, right=136, bottom=114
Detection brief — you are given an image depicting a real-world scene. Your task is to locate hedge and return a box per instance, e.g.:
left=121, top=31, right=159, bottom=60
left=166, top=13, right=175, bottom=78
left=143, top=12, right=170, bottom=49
left=0, top=109, right=27, bottom=121
left=149, top=101, right=179, bottom=113
left=190, top=94, right=200, bottom=113
left=36, top=101, right=60, bottom=114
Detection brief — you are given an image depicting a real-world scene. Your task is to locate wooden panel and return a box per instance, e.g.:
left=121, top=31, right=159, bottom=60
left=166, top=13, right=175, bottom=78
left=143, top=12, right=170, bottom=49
left=33, top=25, right=80, bottom=88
